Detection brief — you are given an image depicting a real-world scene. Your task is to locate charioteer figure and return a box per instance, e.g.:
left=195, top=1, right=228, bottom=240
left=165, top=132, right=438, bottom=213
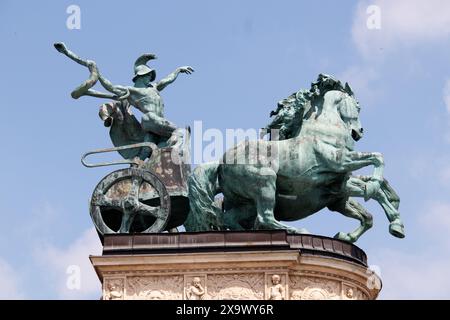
left=55, top=42, right=404, bottom=243
left=54, top=42, right=194, bottom=160
left=55, top=42, right=195, bottom=235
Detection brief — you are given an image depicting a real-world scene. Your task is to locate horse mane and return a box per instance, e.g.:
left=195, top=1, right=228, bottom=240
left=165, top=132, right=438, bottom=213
left=266, top=74, right=355, bottom=140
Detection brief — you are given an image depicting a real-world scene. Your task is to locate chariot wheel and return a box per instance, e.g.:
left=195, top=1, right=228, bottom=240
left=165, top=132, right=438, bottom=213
left=90, top=167, right=171, bottom=235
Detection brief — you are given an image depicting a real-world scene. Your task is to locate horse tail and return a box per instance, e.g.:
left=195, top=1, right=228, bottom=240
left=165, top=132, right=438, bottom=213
left=380, top=178, right=400, bottom=210
left=184, top=162, right=224, bottom=231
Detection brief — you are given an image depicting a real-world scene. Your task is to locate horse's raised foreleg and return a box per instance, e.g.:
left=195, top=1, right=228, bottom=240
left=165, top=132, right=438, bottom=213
left=340, top=151, right=384, bottom=200
left=346, top=176, right=405, bottom=238
left=328, top=198, right=373, bottom=243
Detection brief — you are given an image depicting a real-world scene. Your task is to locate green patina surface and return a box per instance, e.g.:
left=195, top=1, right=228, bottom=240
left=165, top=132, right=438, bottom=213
left=55, top=43, right=404, bottom=242
left=185, top=74, right=404, bottom=243
left=54, top=42, right=193, bottom=160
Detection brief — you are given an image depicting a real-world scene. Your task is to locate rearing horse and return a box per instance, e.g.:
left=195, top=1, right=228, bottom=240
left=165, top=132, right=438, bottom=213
left=185, top=74, right=404, bottom=243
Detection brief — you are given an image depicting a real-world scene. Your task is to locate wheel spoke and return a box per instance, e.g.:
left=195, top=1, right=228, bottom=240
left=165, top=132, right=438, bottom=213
left=129, top=175, right=143, bottom=199
left=92, top=193, right=122, bottom=209
left=119, top=208, right=135, bottom=233
left=90, top=168, right=170, bottom=235
left=137, top=203, right=163, bottom=219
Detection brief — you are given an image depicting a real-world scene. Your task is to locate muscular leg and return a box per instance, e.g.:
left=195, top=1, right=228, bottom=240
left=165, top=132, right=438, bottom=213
left=223, top=203, right=256, bottom=230
left=221, top=165, right=302, bottom=233
left=252, top=167, right=300, bottom=233
left=316, top=142, right=385, bottom=200
left=328, top=198, right=373, bottom=243
left=340, top=152, right=385, bottom=200
left=346, top=176, right=405, bottom=238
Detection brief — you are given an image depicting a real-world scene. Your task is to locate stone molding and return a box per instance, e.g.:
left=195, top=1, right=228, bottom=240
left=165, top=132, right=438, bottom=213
left=93, top=249, right=381, bottom=300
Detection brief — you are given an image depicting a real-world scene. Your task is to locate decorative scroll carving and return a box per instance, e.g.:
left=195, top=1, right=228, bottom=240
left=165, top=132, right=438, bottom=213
left=207, top=274, right=264, bottom=300
left=126, top=276, right=183, bottom=300
left=289, top=275, right=341, bottom=300
left=101, top=272, right=375, bottom=300
left=356, top=288, right=369, bottom=300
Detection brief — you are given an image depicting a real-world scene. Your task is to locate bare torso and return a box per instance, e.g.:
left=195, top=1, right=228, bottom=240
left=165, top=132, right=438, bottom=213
left=128, top=86, right=164, bottom=117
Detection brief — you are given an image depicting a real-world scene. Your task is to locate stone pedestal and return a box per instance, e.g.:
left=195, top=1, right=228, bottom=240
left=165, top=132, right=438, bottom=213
left=90, top=231, right=381, bottom=300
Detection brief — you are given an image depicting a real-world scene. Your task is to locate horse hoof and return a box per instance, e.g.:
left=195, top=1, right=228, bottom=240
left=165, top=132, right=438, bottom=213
left=334, top=232, right=355, bottom=243
left=389, top=221, right=405, bottom=238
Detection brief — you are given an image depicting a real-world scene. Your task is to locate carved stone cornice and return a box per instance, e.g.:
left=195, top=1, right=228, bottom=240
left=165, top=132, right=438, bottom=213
left=93, top=232, right=380, bottom=300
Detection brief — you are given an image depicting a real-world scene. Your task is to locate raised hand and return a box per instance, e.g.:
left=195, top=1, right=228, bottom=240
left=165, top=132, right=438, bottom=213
left=178, top=66, right=194, bottom=74
left=54, top=42, right=68, bottom=54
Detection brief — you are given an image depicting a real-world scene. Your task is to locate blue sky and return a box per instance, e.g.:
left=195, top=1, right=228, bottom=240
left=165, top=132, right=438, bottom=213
left=1, top=0, right=450, bottom=299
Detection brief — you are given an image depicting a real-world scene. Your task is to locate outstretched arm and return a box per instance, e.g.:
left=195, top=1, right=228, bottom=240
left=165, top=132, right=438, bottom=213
left=97, top=73, right=129, bottom=97
left=156, top=66, right=194, bottom=91
left=54, top=42, right=130, bottom=100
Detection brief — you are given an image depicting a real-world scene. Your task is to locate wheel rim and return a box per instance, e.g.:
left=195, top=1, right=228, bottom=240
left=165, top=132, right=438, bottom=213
left=90, top=167, right=170, bottom=235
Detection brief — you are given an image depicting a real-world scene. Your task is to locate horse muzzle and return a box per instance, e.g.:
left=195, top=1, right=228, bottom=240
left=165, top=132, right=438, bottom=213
left=103, top=117, right=113, bottom=127
left=351, top=128, right=363, bottom=141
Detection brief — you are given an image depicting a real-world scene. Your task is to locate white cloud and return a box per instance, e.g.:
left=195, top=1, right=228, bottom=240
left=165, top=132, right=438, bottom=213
left=443, top=79, right=450, bottom=114
left=10, top=201, right=102, bottom=299
left=419, top=202, right=450, bottom=246
left=372, top=248, right=450, bottom=299
left=35, top=227, right=102, bottom=299
left=21, top=202, right=58, bottom=232
left=338, top=64, right=380, bottom=104
left=353, top=0, right=450, bottom=58
left=372, top=201, right=450, bottom=299
left=0, top=258, right=24, bottom=299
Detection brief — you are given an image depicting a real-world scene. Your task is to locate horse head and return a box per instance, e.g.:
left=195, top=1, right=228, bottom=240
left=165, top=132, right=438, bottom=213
left=266, top=74, right=363, bottom=143
left=309, top=74, right=363, bottom=143
left=334, top=90, right=363, bottom=142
